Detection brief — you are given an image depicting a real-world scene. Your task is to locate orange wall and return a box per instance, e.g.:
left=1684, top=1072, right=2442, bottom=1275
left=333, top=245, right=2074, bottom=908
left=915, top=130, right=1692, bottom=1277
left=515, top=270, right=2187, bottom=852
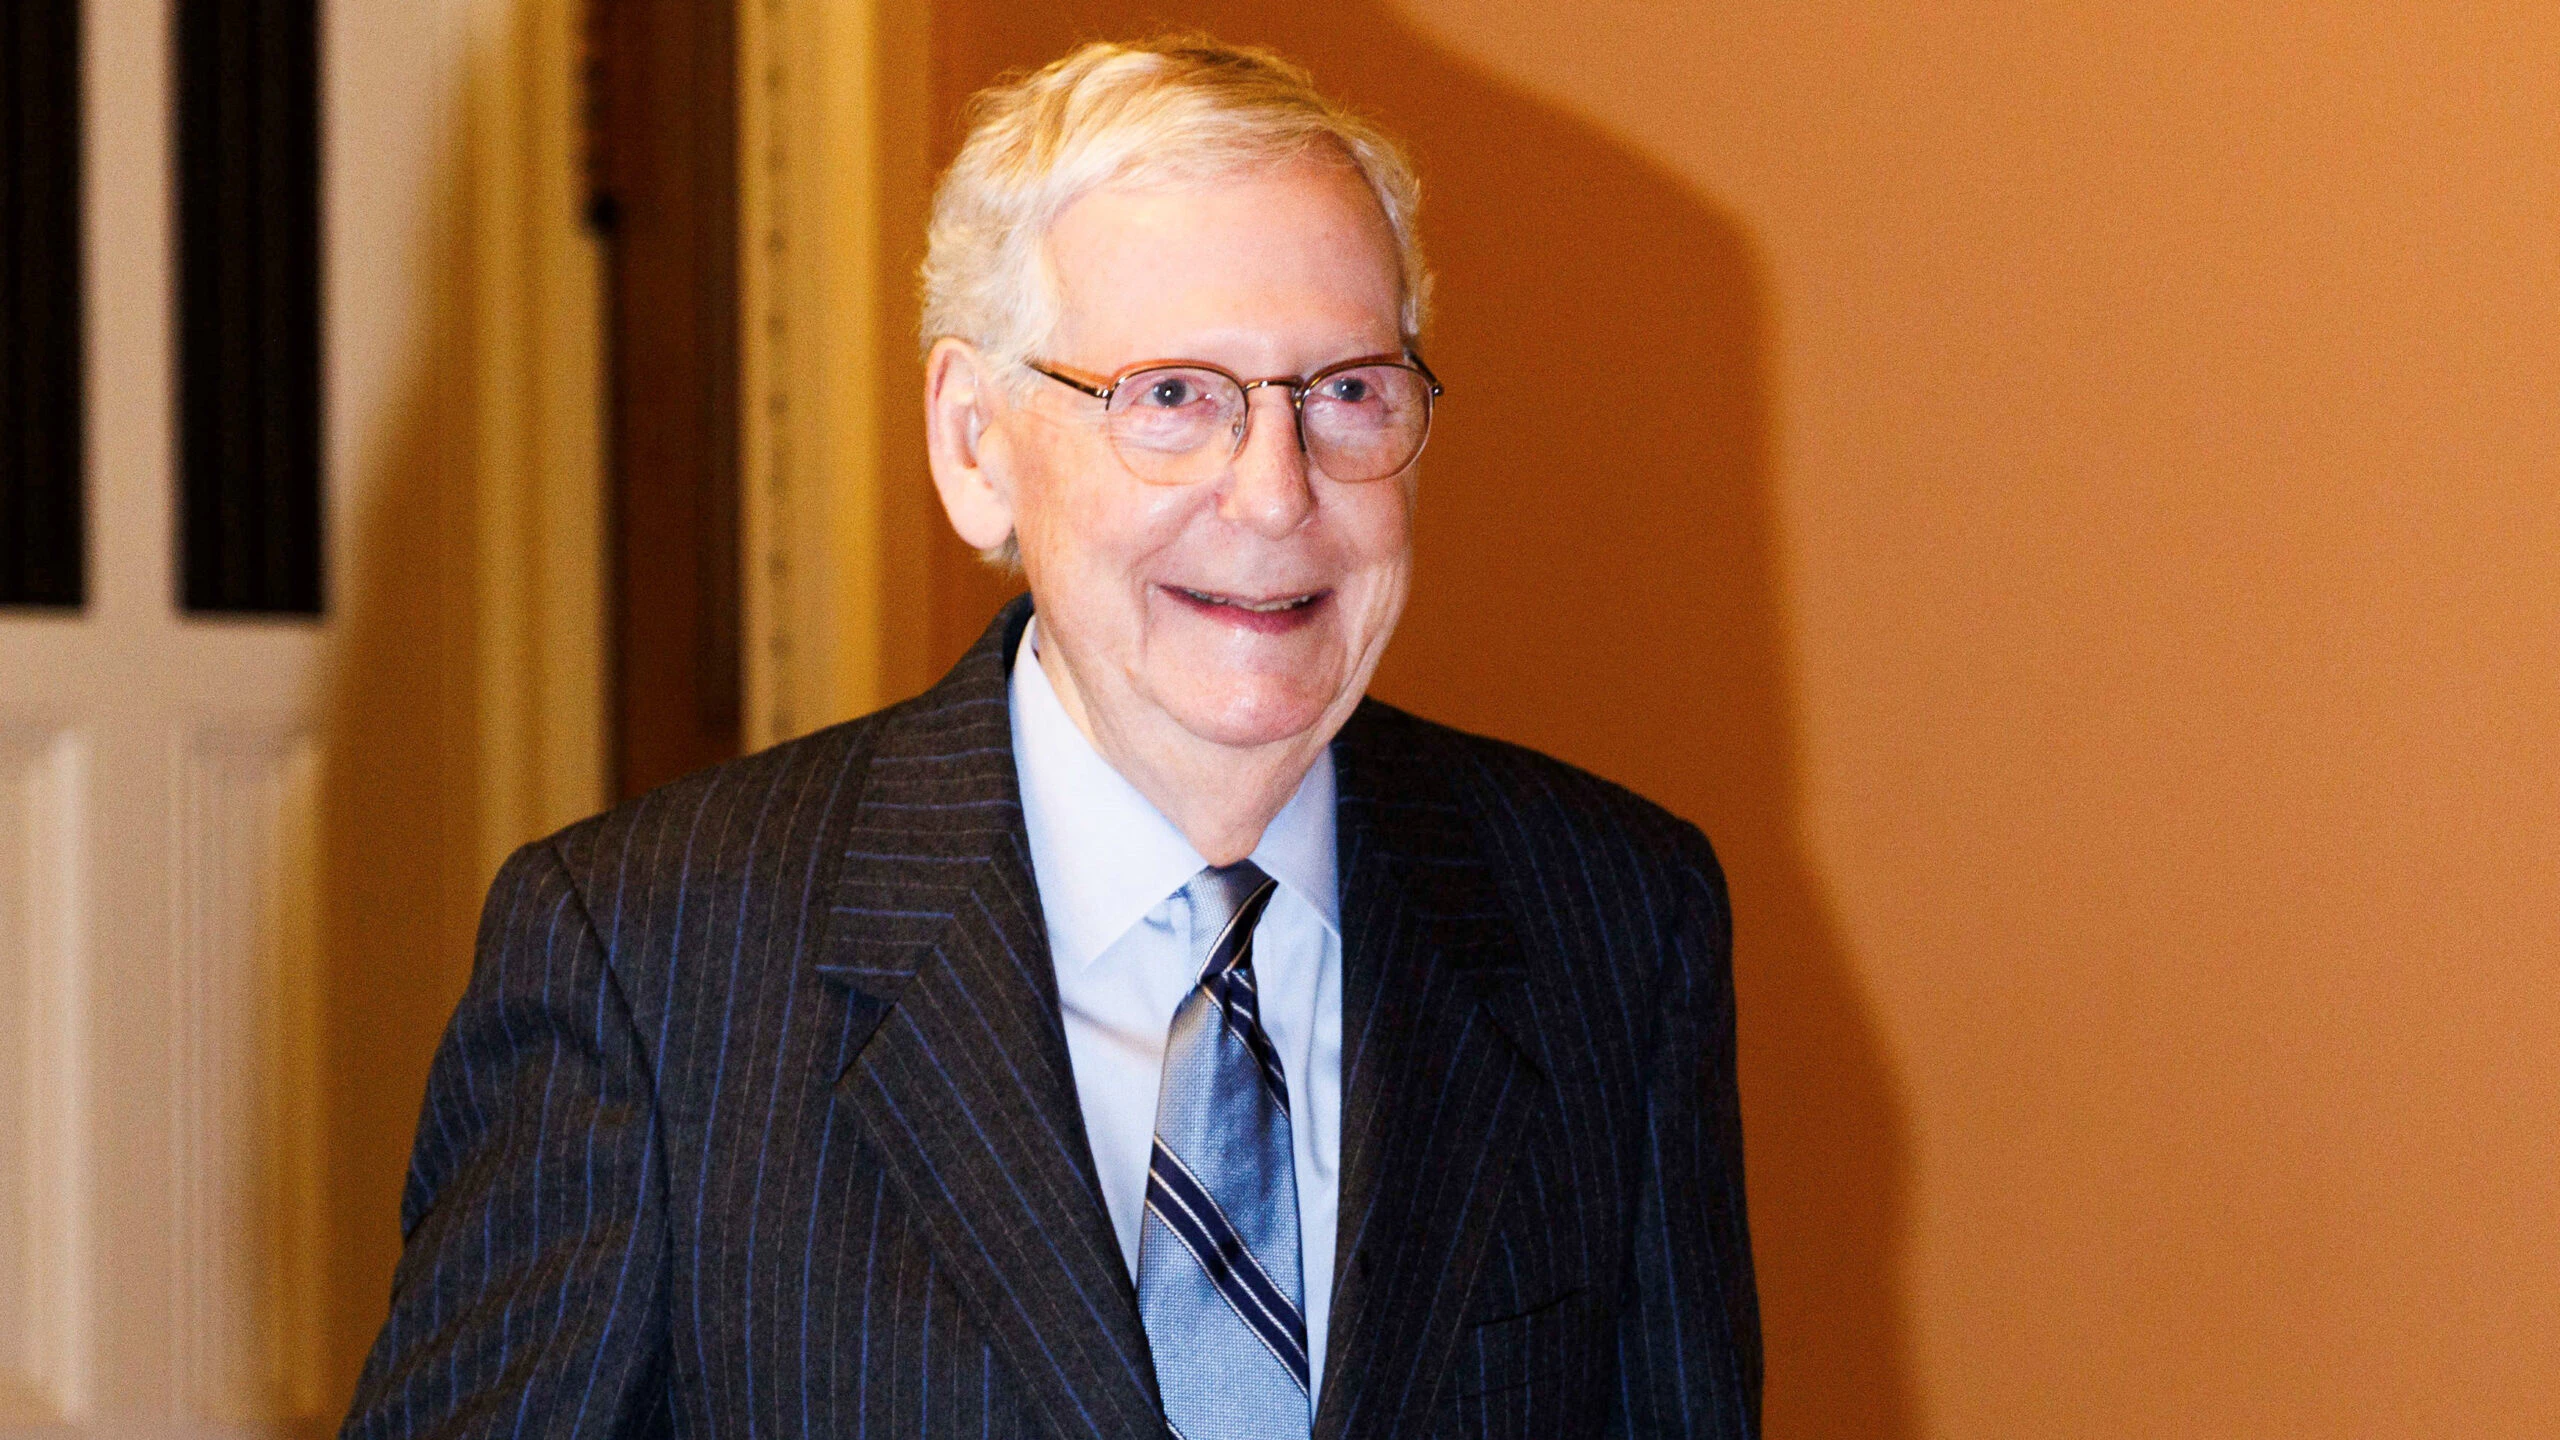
left=924, top=3, right=2560, bottom=1435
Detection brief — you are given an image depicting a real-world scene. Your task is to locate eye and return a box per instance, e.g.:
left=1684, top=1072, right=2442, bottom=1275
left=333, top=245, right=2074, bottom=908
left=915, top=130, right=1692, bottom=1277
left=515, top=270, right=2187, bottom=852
left=1138, top=376, right=1199, bottom=409
left=1321, top=374, right=1374, bottom=404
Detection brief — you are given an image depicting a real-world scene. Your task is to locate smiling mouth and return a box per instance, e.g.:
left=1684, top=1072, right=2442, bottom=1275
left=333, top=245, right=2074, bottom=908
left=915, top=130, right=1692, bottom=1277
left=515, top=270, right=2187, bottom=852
left=1170, top=585, right=1324, bottom=614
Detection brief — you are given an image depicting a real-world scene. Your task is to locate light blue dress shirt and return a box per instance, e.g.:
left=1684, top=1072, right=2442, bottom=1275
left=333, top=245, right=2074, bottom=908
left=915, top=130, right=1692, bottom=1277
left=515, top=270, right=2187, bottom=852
left=1009, top=618, right=1343, bottom=1401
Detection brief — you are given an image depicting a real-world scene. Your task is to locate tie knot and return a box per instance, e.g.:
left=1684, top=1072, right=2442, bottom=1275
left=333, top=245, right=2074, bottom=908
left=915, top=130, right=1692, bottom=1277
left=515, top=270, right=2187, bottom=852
left=1183, top=861, right=1277, bottom=979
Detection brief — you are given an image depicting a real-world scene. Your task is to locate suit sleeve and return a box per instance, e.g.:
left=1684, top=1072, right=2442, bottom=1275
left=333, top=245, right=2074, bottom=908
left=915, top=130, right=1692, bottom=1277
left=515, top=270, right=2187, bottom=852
left=1603, top=824, right=1764, bottom=1438
left=341, top=839, right=671, bottom=1440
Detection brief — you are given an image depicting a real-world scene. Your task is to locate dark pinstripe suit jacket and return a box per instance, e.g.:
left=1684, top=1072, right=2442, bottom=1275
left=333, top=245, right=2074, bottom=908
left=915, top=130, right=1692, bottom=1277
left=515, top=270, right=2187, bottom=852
left=344, top=598, right=1759, bottom=1440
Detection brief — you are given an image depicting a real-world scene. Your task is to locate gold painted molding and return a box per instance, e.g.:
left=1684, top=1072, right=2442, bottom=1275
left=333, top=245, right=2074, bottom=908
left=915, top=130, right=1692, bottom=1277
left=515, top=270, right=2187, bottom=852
left=461, top=0, right=608, bottom=867
left=737, top=0, right=937, bottom=749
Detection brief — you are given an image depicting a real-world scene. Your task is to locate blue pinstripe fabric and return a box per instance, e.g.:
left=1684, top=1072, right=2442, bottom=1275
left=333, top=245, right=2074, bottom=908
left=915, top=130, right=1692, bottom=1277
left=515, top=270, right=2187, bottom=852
left=342, top=595, right=1759, bottom=1440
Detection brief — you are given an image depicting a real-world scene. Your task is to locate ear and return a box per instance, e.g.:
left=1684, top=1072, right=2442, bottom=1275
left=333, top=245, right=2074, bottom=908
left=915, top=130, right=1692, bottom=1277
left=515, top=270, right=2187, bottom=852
left=924, top=338, right=1019, bottom=554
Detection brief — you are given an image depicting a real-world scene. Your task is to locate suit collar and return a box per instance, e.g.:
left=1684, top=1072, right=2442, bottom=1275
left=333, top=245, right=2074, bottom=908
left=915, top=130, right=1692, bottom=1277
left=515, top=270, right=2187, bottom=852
left=1328, top=696, right=1545, bottom=1076
left=814, top=595, right=1166, bottom=1440
left=1317, top=701, right=1544, bottom=1440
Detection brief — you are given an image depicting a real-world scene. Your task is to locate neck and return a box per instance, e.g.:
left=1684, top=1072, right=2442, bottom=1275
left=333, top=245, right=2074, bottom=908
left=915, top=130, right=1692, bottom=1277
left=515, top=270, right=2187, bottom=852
left=1034, top=635, right=1329, bottom=866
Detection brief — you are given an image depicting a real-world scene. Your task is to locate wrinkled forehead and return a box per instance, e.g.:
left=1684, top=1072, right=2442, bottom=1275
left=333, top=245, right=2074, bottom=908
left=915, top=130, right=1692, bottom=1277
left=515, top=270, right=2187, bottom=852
left=1039, top=159, right=1407, bottom=364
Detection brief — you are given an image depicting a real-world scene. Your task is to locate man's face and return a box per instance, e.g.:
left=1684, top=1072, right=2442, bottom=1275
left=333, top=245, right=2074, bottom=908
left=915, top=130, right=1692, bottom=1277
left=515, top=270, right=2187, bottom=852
left=992, top=157, right=1415, bottom=761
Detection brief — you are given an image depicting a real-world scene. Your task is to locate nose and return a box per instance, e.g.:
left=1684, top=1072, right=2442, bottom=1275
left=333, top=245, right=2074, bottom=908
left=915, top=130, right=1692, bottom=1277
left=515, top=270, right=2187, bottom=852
left=1218, top=385, right=1316, bottom=537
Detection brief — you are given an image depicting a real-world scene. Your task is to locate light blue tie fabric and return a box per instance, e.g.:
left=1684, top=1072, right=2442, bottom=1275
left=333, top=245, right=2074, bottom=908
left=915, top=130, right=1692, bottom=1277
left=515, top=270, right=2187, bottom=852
left=1138, top=862, right=1312, bottom=1440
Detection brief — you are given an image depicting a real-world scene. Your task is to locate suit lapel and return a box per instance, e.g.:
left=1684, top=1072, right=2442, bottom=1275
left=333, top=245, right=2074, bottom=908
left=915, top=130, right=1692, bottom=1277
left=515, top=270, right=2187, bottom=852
left=812, top=597, right=1162, bottom=1440
left=1317, top=703, right=1544, bottom=1440
left=808, top=607, right=1539, bottom=1439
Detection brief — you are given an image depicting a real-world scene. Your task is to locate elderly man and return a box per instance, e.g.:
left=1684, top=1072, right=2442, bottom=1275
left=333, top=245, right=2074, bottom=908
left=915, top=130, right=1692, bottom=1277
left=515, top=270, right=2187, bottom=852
left=345, top=37, right=1758, bottom=1440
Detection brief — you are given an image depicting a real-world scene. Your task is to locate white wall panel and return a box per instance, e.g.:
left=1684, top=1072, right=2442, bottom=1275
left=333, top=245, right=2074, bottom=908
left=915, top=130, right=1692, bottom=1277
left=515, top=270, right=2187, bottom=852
left=166, top=733, right=324, bottom=1424
left=0, top=0, right=603, bottom=1427
left=0, top=731, right=92, bottom=1427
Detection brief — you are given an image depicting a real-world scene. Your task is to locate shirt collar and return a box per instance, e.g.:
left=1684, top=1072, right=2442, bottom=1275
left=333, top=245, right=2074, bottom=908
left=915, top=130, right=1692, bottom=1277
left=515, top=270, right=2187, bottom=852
left=1010, top=616, right=1340, bottom=974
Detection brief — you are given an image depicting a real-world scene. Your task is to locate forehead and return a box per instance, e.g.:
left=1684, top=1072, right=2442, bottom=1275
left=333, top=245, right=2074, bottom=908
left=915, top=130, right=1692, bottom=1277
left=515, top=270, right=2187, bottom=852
left=1043, top=158, right=1405, bottom=367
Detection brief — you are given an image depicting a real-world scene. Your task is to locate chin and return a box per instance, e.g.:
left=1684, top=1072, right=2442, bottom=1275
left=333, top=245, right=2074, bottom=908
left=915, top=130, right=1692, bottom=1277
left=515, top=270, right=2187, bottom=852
left=1163, top=677, right=1342, bottom=752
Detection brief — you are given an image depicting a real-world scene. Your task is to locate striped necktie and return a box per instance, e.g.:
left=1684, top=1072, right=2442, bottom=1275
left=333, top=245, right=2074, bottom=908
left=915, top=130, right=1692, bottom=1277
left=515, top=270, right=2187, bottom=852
left=1138, top=861, right=1311, bottom=1440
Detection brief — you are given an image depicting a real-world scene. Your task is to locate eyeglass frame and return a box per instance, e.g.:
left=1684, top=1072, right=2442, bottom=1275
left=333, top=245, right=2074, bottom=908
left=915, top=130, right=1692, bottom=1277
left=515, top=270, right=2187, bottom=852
left=1023, top=349, right=1445, bottom=484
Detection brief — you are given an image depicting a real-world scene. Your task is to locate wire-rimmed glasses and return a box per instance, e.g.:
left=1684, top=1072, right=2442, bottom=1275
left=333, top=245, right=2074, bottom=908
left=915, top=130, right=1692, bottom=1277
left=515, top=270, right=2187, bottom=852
left=1026, top=351, right=1443, bottom=485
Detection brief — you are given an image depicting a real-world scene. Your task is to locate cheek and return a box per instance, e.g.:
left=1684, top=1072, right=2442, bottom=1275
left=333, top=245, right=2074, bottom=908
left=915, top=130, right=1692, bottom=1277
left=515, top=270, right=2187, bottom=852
left=1339, top=492, right=1415, bottom=673
left=1340, top=485, right=1416, bottom=598
left=1012, top=449, right=1197, bottom=609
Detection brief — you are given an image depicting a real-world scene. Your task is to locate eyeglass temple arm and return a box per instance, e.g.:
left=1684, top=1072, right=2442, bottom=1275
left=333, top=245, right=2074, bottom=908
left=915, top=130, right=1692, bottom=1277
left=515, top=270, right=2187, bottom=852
left=1027, top=362, right=1115, bottom=400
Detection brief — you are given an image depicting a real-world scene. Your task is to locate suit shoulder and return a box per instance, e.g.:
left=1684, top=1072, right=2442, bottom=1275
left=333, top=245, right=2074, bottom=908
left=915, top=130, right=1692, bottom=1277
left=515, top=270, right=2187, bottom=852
left=513, top=703, right=907, bottom=933
left=1355, top=701, right=1727, bottom=903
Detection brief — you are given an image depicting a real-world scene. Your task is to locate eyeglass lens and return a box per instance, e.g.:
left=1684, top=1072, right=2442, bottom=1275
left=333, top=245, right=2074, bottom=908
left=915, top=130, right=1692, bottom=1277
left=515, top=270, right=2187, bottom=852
left=1102, top=364, right=1434, bottom=484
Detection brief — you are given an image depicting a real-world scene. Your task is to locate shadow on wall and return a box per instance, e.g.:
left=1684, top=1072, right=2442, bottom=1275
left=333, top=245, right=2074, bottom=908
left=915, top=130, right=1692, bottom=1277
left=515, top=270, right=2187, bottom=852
left=314, top=86, right=490, bottom=1409
left=927, top=7, right=1917, bottom=1436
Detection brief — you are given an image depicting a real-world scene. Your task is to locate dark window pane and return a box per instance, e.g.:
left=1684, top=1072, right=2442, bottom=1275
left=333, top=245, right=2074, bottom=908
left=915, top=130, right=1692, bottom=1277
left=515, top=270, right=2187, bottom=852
left=177, top=0, right=322, bottom=615
left=1, top=1, right=85, bottom=608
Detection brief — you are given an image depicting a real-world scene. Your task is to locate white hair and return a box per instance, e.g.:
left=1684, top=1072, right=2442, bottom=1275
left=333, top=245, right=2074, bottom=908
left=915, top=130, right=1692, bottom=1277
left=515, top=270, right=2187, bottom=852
left=921, top=37, right=1431, bottom=378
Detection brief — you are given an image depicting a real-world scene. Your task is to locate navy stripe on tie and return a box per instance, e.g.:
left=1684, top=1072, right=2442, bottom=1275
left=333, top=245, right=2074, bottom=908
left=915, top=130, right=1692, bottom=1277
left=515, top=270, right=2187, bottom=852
left=1145, top=1140, right=1312, bottom=1393
left=1200, top=879, right=1290, bottom=1111
left=1215, top=971, right=1292, bottom=1111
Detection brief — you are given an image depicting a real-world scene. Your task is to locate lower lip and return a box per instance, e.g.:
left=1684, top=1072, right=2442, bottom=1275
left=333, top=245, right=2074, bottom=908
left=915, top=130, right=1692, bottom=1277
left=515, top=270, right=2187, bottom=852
left=1162, top=585, right=1330, bottom=635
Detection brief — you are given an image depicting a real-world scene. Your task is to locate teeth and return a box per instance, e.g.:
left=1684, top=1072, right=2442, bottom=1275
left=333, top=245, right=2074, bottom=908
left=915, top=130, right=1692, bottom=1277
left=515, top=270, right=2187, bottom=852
left=1178, top=587, right=1316, bottom=613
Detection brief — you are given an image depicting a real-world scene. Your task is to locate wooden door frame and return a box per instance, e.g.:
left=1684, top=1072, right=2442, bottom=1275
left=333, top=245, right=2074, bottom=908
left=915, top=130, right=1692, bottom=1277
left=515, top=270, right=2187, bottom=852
left=588, top=0, right=743, bottom=799
left=737, top=0, right=937, bottom=749
left=462, top=0, right=609, bottom=871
